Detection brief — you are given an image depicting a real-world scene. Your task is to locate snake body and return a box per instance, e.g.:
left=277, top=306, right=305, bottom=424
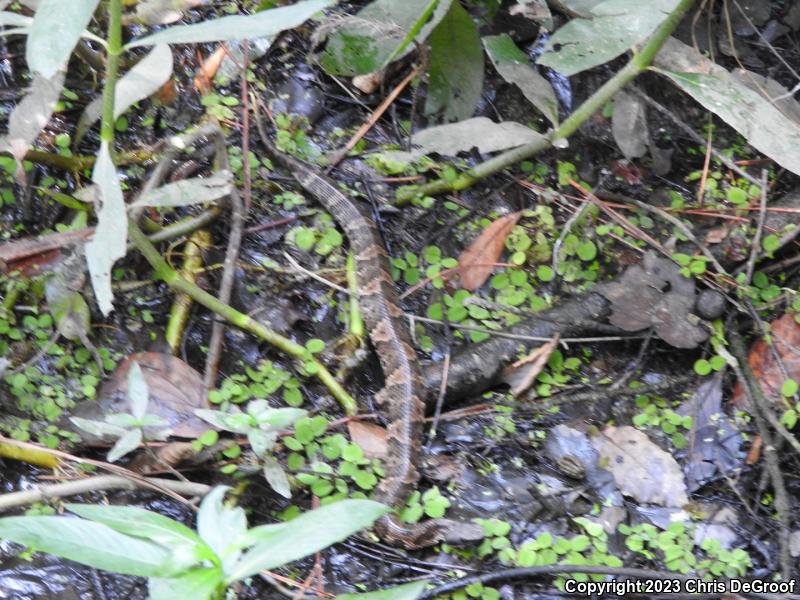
left=264, top=142, right=481, bottom=548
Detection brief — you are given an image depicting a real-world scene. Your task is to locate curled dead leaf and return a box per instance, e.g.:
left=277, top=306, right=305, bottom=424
left=194, top=45, right=228, bottom=94
left=593, top=425, right=689, bottom=507
left=73, top=352, right=212, bottom=440
left=501, top=334, right=559, bottom=396
left=347, top=420, right=388, bottom=459
left=458, top=211, right=520, bottom=291
left=731, top=312, right=800, bottom=411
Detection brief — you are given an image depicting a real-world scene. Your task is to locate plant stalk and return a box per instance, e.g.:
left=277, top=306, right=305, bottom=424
left=127, top=220, right=358, bottom=415
left=100, top=0, right=123, bottom=147
left=395, top=0, right=696, bottom=204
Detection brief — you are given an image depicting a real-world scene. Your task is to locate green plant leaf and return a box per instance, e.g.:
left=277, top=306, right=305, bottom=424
left=127, top=361, right=150, bottom=420
left=226, top=499, right=389, bottom=581
left=69, top=416, right=128, bottom=439
left=149, top=568, right=223, bottom=600
left=382, top=117, right=543, bottom=162
left=0, top=516, right=174, bottom=577
left=483, top=34, right=558, bottom=126
left=76, top=44, right=174, bottom=144
left=536, top=0, right=680, bottom=76
left=197, top=486, right=247, bottom=560
left=0, top=11, right=32, bottom=27
left=424, top=0, right=483, bottom=123
left=263, top=455, right=292, bottom=499
left=127, top=0, right=332, bottom=48
left=195, top=408, right=253, bottom=434
left=319, top=0, right=453, bottom=76
left=654, top=37, right=800, bottom=178
left=86, top=141, right=127, bottom=316
left=337, top=580, right=428, bottom=600
left=252, top=406, right=307, bottom=430
left=107, top=427, right=142, bottom=462
left=65, top=503, right=216, bottom=566
left=131, top=172, right=233, bottom=208
left=0, top=71, right=65, bottom=168
left=26, top=0, right=99, bottom=77
left=248, top=429, right=278, bottom=457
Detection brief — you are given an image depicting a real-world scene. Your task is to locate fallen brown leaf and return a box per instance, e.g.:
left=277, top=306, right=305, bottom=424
left=194, top=45, right=228, bottom=94
left=347, top=420, right=388, bottom=460
left=89, top=352, right=212, bottom=438
left=593, top=425, right=689, bottom=507
left=458, top=211, right=520, bottom=291
left=352, top=71, right=384, bottom=94
left=731, top=313, right=800, bottom=411
left=745, top=434, right=762, bottom=465
left=501, top=334, right=559, bottom=396
left=704, top=224, right=730, bottom=244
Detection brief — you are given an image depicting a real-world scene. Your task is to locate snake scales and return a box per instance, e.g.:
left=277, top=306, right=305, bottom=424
left=262, top=140, right=482, bottom=549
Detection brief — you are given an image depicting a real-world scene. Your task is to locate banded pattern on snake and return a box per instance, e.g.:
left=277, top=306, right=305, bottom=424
left=262, top=139, right=482, bottom=548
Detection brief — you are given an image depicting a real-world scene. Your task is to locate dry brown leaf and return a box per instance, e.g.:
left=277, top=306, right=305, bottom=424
left=704, top=224, right=730, bottom=244
left=348, top=420, right=388, bottom=459
left=745, top=434, right=762, bottom=465
left=156, top=79, right=179, bottom=105
left=593, top=425, right=689, bottom=507
left=731, top=313, right=800, bottom=411
left=131, top=441, right=195, bottom=473
left=91, top=352, right=212, bottom=438
left=501, top=334, right=559, bottom=396
left=458, top=211, right=521, bottom=291
left=194, top=45, right=228, bottom=94
left=352, top=71, right=384, bottom=94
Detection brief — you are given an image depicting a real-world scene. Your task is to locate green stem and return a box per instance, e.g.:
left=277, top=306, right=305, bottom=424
left=100, top=0, right=123, bottom=147
left=346, top=253, right=365, bottom=338
left=395, top=0, right=696, bottom=204
left=127, top=220, right=358, bottom=416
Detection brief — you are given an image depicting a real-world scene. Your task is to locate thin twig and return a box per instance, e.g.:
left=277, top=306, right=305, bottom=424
left=203, top=125, right=246, bottom=390
left=326, top=65, right=421, bottom=169
left=743, top=170, right=769, bottom=285
left=0, top=475, right=209, bottom=512
left=597, top=191, right=728, bottom=277
left=632, top=88, right=760, bottom=186
left=552, top=200, right=589, bottom=276
left=0, top=435, right=200, bottom=509
left=283, top=251, right=351, bottom=295
left=725, top=330, right=792, bottom=579
left=409, top=314, right=641, bottom=344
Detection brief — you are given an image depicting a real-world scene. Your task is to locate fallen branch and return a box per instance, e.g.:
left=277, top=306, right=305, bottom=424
left=0, top=475, right=210, bottom=512
left=422, top=292, right=611, bottom=403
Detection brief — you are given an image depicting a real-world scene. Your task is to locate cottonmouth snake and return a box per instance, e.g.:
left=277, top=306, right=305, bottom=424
left=262, top=139, right=482, bottom=549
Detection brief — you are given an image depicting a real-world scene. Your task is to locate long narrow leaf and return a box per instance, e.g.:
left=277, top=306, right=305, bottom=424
left=654, top=37, right=800, bottom=178
left=75, top=44, right=174, bottom=144
left=106, top=427, right=142, bottom=462
left=197, top=486, right=247, bottom=560
left=337, top=581, right=428, bottom=600
left=127, top=0, right=333, bottom=48
left=226, top=500, right=389, bottom=582
left=0, top=71, right=65, bottom=171
left=536, top=0, right=680, bottom=76
left=127, top=361, right=150, bottom=419
left=149, top=569, right=223, bottom=600
left=65, top=503, right=215, bottom=566
left=130, top=172, right=233, bottom=208
left=0, top=11, right=32, bottom=26
left=26, top=0, right=100, bottom=77
left=484, top=34, right=558, bottom=127
left=85, top=141, right=127, bottom=315
left=0, top=516, right=173, bottom=577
